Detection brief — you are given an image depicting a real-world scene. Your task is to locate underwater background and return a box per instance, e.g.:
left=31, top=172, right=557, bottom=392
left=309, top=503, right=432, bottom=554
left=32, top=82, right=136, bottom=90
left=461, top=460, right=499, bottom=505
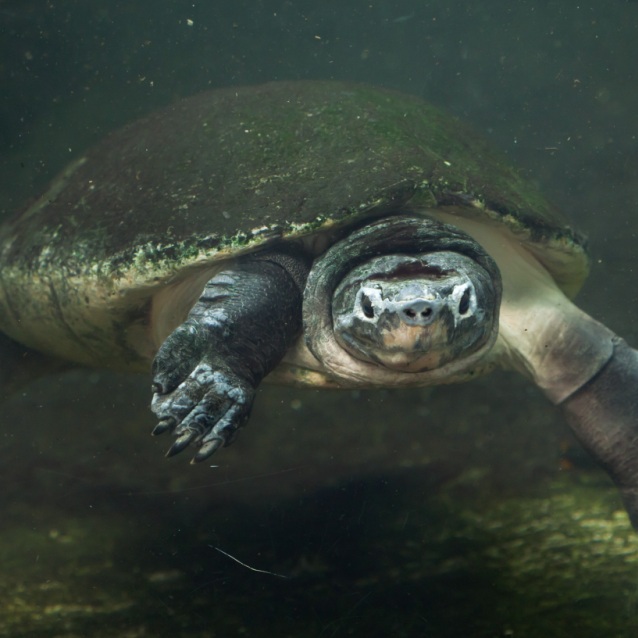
left=1, top=1, right=638, bottom=636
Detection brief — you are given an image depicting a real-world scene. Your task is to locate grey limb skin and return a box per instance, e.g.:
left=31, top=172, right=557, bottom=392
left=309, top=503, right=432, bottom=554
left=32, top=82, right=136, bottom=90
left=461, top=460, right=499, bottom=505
left=561, top=337, right=638, bottom=529
left=151, top=251, right=308, bottom=462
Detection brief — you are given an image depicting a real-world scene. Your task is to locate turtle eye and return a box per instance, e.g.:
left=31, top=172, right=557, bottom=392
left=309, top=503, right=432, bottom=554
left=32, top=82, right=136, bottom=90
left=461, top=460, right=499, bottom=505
left=458, top=287, right=471, bottom=315
left=361, top=294, right=375, bottom=318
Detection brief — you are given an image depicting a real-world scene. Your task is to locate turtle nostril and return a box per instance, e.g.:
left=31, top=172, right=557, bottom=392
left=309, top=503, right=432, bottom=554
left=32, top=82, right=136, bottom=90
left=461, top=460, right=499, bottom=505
left=403, top=306, right=432, bottom=319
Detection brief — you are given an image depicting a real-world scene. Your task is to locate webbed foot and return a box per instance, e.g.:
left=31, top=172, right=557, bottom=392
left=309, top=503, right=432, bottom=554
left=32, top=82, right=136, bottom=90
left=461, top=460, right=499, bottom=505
left=151, top=332, right=255, bottom=462
left=149, top=253, right=307, bottom=463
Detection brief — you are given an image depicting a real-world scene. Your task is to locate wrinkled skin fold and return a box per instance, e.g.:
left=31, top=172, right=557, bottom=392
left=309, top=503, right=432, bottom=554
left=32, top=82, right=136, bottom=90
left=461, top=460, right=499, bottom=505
left=561, top=337, right=638, bottom=529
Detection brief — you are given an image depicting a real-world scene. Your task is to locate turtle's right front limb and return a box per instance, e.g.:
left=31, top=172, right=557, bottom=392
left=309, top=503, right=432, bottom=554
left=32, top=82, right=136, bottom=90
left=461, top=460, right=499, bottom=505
left=151, top=251, right=308, bottom=462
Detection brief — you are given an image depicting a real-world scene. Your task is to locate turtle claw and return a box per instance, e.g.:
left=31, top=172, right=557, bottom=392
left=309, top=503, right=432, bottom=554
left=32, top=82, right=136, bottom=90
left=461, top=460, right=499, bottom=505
left=152, top=417, right=176, bottom=436
left=150, top=359, right=255, bottom=461
left=166, top=430, right=199, bottom=458
left=191, top=437, right=225, bottom=464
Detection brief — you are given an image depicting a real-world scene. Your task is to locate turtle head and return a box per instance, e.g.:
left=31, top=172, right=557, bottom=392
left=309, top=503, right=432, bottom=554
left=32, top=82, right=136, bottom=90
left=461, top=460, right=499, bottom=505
left=302, top=215, right=502, bottom=385
left=331, top=252, right=496, bottom=372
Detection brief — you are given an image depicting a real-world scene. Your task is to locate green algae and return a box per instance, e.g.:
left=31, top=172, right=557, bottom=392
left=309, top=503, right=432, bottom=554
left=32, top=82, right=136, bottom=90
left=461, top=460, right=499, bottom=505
left=1, top=466, right=635, bottom=638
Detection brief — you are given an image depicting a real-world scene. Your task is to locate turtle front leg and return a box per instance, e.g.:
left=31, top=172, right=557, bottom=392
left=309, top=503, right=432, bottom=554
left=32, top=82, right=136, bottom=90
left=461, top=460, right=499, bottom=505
left=561, top=337, right=638, bottom=529
left=499, top=278, right=638, bottom=529
left=151, top=251, right=308, bottom=462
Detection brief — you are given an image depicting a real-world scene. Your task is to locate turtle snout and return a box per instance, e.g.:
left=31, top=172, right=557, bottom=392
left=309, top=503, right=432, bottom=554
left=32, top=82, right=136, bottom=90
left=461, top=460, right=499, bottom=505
left=396, top=298, right=440, bottom=326
left=357, top=287, right=442, bottom=326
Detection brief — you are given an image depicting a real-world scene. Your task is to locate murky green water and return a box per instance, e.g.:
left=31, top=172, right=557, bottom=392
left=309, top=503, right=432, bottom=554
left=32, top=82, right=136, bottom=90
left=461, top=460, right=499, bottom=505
left=1, top=2, right=638, bottom=636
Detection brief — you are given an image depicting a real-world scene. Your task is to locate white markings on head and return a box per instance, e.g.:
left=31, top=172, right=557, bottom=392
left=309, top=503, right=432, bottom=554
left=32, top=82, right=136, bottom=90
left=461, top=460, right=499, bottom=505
left=450, top=282, right=477, bottom=325
left=354, top=286, right=383, bottom=323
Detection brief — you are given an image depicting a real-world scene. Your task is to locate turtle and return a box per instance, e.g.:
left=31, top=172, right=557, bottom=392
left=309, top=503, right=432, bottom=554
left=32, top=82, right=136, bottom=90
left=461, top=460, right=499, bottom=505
left=1, top=80, right=637, bottom=528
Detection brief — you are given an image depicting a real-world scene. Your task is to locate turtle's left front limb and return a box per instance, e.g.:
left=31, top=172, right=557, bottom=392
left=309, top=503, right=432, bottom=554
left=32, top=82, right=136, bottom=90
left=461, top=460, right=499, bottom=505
left=560, top=337, right=638, bottom=529
left=440, top=214, right=638, bottom=528
left=501, top=285, right=638, bottom=530
left=151, top=251, right=308, bottom=462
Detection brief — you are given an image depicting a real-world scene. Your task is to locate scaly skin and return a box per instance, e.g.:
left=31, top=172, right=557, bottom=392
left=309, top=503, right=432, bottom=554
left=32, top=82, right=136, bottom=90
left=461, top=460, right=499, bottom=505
left=150, top=251, right=308, bottom=462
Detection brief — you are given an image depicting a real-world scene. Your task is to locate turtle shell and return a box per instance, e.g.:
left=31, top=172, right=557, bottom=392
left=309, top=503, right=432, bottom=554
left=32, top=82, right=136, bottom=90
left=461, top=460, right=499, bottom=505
left=0, top=80, right=588, bottom=370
